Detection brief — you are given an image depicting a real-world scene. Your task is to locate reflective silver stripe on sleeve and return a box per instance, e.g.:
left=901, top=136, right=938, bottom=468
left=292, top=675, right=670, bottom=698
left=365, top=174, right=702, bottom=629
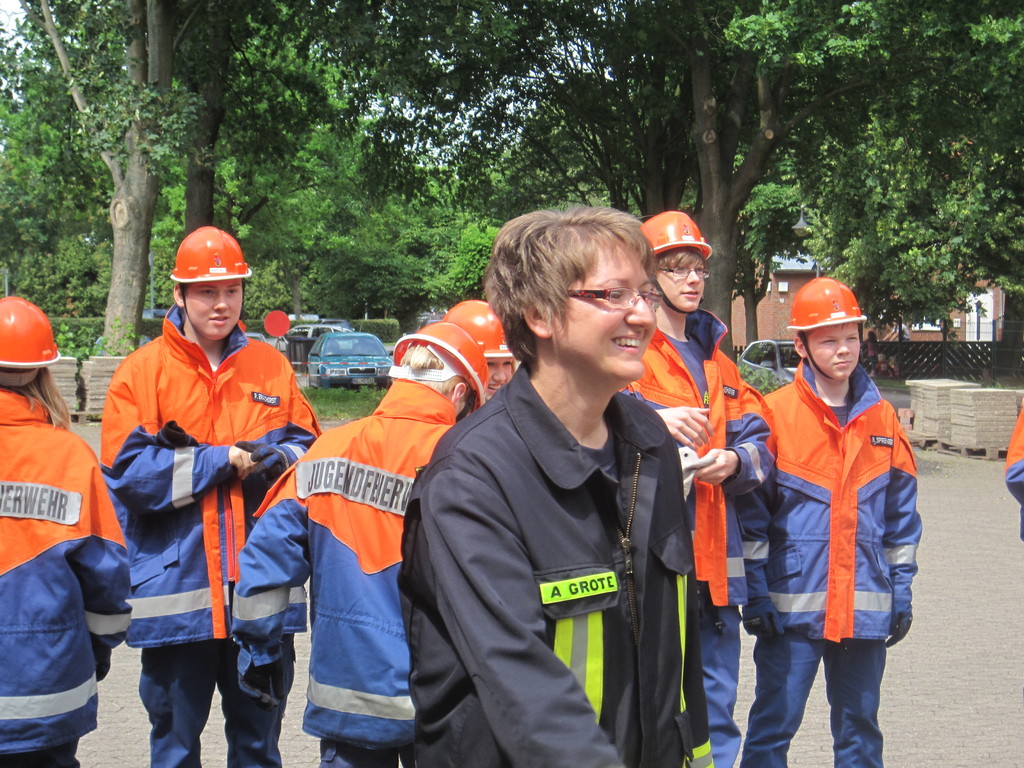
left=0, top=676, right=96, bottom=720
left=170, top=447, right=196, bottom=509
left=289, top=586, right=307, bottom=605
left=885, top=543, right=917, bottom=565
left=287, top=444, right=308, bottom=461
left=85, top=611, right=131, bottom=636
left=737, top=441, right=765, bottom=485
left=307, top=674, right=415, bottom=721
left=727, top=555, right=746, bottom=578
left=234, top=587, right=290, bottom=622
left=743, top=540, right=769, bottom=561
left=128, top=588, right=211, bottom=619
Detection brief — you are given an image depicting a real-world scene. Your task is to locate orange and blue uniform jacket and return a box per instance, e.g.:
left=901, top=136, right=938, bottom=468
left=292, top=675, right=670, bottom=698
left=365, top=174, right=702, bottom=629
left=740, top=363, right=921, bottom=641
left=627, top=309, right=773, bottom=607
left=1004, top=409, right=1024, bottom=539
left=0, top=389, right=131, bottom=753
left=232, top=380, right=456, bottom=748
left=100, top=307, right=320, bottom=647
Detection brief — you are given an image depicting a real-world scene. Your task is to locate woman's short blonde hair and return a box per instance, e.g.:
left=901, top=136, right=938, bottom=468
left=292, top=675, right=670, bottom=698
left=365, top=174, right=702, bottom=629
left=484, top=206, right=653, bottom=366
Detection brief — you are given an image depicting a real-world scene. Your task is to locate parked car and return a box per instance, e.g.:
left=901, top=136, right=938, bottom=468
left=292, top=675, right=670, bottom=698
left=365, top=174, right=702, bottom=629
left=275, top=322, right=353, bottom=353
left=739, top=339, right=800, bottom=384
left=244, top=331, right=268, bottom=343
left=320, top=318, right=355, bottom=332
left=306, top=332, right=392, bottom=389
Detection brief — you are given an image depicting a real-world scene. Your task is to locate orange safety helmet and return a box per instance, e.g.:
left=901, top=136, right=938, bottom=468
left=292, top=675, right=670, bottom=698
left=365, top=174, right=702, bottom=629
left=171, top=226, right=252, bottom=283
left=640, top=210, right=713, bottom=260
left=392, top=321, right=489, bottom=407
left=0, top=296, right=60, bottom=367
left=443, top=300, right=513, bottom=360
left=787, top=277, right=867, bottom=331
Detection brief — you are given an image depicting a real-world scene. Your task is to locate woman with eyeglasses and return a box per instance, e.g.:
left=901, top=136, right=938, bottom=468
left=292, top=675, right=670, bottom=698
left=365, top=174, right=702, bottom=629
left=400, top=206, right=713, bottom=767
left=626, top=210, right=774, bottom=768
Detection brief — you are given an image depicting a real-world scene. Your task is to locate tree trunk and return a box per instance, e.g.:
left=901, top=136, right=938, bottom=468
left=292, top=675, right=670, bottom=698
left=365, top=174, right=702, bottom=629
left=743, top=288, right=760, bottom=346
left=184, top=13, right=231, bottom=232
left=105, top=133, right=159, bottom=351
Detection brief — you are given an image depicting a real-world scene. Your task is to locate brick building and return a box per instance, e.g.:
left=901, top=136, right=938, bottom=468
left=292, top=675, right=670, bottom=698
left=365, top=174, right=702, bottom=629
left=729, top=257, right=1004, bottom=348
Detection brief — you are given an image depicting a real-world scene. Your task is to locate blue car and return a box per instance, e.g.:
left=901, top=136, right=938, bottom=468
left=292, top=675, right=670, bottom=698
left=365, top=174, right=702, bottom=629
left=306, top=332, right=392, bottom=389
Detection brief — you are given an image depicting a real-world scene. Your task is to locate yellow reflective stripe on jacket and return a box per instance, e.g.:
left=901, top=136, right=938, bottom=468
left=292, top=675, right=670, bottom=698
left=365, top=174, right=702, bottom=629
left=553, top=612, right=605, bottom=721
left=676, top=574, right=688, bottom=712
left=690, top=739, right=715, bottom=768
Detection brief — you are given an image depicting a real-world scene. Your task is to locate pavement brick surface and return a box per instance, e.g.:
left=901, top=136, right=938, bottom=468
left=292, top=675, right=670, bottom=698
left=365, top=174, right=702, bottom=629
left=70, top=423, right=1023, bottom=767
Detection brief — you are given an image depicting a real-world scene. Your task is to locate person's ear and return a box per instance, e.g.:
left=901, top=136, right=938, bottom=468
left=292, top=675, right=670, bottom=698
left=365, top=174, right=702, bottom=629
left=173, top=284, right=185, bottom=309
left=794, top=333, right=809, bottom=360
left=449, top=381, right=468, bottom=408
left=524, top=305, right=554, bottom=340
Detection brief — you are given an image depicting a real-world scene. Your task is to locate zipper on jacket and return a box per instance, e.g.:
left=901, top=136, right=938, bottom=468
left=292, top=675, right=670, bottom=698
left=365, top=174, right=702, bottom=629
left=618, top=452, right=642, bottom=646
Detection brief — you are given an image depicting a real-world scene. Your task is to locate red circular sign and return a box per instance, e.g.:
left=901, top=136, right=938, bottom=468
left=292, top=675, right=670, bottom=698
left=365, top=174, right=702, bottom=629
left=263, top=310, right=290, bottom=338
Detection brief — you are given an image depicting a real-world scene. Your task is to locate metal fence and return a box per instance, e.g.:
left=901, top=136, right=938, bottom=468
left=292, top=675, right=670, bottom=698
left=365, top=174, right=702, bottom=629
left=736, top=321, right=1024, bottom=384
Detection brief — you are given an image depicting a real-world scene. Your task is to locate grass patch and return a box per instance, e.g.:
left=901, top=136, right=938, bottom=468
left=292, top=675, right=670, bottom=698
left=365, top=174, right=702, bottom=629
left=302, top=386, right=386, bottom=422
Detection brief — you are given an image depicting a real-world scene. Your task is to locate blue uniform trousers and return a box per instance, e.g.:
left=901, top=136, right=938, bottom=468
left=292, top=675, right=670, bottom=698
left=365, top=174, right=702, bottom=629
left=319, top=741, right=414, bottom=768
left=0, top=741, right=78, bottom=768
left=740, top=632, right=886, bottom=768
left=699, top=601, right=742, bottom=768
left=140, top=636, right=295, bottom=768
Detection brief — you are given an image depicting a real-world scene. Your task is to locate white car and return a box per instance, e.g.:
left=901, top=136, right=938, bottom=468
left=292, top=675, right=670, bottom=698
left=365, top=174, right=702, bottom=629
left=739, top=339, right=800, bottom=385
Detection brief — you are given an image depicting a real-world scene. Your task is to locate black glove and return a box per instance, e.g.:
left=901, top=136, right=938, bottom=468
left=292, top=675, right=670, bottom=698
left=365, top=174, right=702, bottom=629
left=157, top=420, right=196, bottom=448
left=886, top=602, right=913, bottom=647
left=235, top=441, right=292, bottom=482
left=239, top=658, right=284, bottom=711
left=742, top=595, right=783, bottom=638
left=92, top=637, right=112, bottom=682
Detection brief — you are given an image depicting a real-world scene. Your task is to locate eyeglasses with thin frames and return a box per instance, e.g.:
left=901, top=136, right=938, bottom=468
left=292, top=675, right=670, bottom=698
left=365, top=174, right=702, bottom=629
left=567, top=287, right=662, bottom=311
left=659, top=267, right=710, bottom=280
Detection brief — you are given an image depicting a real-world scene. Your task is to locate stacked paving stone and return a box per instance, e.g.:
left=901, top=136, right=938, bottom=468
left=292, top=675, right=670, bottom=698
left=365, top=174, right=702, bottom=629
left=907, top=378, right=980, bottom=439
left=949, top=388, right=1023, bottom=451
left=80, top=356, right=126, bottom=413
left=50, top=357, right=80, bottom=411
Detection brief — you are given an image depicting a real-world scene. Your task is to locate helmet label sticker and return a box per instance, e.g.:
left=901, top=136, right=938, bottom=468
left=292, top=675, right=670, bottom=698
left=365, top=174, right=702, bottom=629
left=296, top=457, right=413, bottom=516
left=251, top=392, right=281, bottom=407
left=0, top=481, right=81, bottom=525
left=539, top=571, right=619, bottom=604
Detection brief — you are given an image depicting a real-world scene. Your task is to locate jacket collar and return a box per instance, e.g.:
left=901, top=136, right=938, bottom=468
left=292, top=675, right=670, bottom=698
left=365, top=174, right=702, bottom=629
left=161, top=305, right=247, bottom=371
left=796, top=361, right=882, bottom=421
left=651, top=307, right=727, bottom=356
left=373, top=379, right=457, bottom=425
left=502, top=366, right=667, bottom=490
left=0, top=388, right=50, bottom=428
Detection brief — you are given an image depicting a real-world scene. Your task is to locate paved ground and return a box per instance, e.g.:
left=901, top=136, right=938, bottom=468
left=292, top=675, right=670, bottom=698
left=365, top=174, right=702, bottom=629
left=70, top=423, right=1023, bottom=767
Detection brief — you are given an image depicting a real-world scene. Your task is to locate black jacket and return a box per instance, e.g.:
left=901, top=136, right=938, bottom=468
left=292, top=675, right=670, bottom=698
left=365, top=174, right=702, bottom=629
left=400, top=369, right=713, bottom=767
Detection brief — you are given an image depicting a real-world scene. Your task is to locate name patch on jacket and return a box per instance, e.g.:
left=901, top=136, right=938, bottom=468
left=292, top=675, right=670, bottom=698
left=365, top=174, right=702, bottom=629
left=251, top=391, right=281, bottom=407
left=722, top=385, right=738, bottom=399
left=871, top=435, right=894, bottom=447
left=0, top=481, right=81, bottom=525
left=539, top=571, right=618, bottom=604
left=295, top=458, right=412, bottom=516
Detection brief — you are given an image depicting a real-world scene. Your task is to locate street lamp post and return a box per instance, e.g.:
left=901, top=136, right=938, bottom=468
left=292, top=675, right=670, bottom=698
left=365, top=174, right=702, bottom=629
left=792, top=207, right=820, bottom=277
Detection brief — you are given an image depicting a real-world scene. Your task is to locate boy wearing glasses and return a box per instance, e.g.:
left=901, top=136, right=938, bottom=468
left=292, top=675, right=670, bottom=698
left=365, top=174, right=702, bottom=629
left=628, top=210, right=773, bottom=767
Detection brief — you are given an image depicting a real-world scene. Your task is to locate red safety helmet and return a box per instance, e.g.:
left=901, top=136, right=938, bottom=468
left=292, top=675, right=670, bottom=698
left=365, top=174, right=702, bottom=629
left=393, top=321, right=488, bottom=407
left=788, top=277, right=867, bottom=331
left=0, top=296, right=60, bottom=367
left=171, top=226, right=252, bottom=283
left=443, top=300, right=513, bottom=360
left=641, top=211, right=713, bottom=260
